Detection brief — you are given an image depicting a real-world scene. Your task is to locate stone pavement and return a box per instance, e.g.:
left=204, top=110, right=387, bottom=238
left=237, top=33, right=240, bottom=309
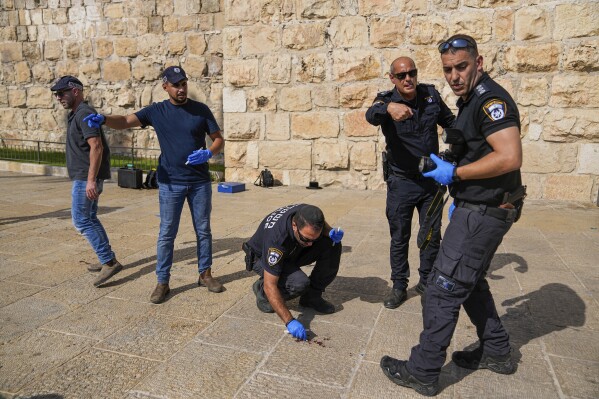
left=0, top=171, right=598, bottom=399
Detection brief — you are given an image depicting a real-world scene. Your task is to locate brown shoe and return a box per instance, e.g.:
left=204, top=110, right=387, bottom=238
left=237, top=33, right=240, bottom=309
left=87, top=263, right=102, bottom=272
left=198, top=273, right=224, bottom=293
left=93, top=259, right=123, bottom=287
left=150, top=283, right=170, bottom=304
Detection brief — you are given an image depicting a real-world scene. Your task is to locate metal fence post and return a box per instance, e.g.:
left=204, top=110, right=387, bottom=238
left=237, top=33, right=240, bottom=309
left=36, top=140, right=41, bottom=164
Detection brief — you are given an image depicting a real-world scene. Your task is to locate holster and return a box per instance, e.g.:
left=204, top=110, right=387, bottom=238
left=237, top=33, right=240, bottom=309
left=242, top=242, right=256, bottom=272
left=382, top=151, right=389, bottom=182
left=502, top=185, right=527, bottom=223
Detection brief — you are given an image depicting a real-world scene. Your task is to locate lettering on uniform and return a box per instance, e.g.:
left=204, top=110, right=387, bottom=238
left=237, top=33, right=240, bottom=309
left=267, top=247, right=283, bottom=266
left=264, top=204, right=299, bottom=229
left=475, top=84, right=488, bottom=96
left=483, top=99, right=507, bottom=121
left=435, top=275, right=455, bottom=292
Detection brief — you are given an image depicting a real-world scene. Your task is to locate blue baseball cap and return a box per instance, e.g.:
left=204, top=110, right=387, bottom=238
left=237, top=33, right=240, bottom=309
left=50, top=75, right=83, bottom=91
left=161, top=66, right=187, bottom=84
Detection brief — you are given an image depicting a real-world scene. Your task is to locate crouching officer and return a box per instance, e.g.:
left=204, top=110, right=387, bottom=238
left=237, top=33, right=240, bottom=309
left=380, top=34, right=525, bottom=396
left=242, top=204, right=344, bottom=340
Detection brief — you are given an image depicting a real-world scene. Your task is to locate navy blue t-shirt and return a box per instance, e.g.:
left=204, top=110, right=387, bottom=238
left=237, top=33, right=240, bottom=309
left=135, top=99, right=220, bottom=184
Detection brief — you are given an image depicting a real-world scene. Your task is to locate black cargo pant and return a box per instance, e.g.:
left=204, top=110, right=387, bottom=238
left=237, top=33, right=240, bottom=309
left=406, top=205, right=513, bottom=382
left=386, top=173, right=441, bottom=290
left=250, top=239, right=341, bottom=300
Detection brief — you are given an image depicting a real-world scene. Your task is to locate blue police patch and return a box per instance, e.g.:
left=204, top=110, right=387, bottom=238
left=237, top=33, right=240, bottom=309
left=436, top=275, right=456, bottom=292
left=483, top=99, right=507, bottom=121
left=425, top=96, right=434, bottom=103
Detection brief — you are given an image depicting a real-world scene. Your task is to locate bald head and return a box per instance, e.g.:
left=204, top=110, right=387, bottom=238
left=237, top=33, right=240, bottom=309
left=390, top=57, right=416, bottom=74
left=388, top=57, right=418, bottom=100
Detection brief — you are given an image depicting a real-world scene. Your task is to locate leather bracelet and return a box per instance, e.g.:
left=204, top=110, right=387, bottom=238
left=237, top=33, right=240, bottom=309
left=452, top=167, right=461, bottom=183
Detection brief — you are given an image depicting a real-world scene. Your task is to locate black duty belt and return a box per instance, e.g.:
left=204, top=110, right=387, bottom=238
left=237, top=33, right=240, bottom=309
left=389, top=169, right=421, bottom=179
left=455, top=200, right=517, bottom=223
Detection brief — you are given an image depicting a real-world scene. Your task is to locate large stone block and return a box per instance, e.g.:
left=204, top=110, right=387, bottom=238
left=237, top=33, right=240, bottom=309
left=409, top=16, right=447, bottom=45
left=517, top=77, right=548, bottom=106
left=549, top=75, right=599, bottom=108
left=298, top=0, right=339, bottom=19
left=166, top=33, right=186, bottom=55
left=358, top=0, right=395, bottom=15
left=296, top=53, right=327, bottom=83
left=95, top=38, right=113, bottom=58
left=332, top=49, right=381, bottom=82
left=282, top=22, right=325, bottom=50
left=188, top=33, right=207, bottom=55
left=55, top=60, right=78, bottom=78
left=79, top=61, right=101, bottom=81
left=313, top=140, right=349, bottom=169
left=259, top=141, right=311, bottom=169
left=223, top=28, right=242, bottom=57
left=343, top=109, right=378, bottom=137
left=494, top=10, right=514, bottom=42
left=14, top=61, right=30, bottom=83
left=247, top=87, right=277, bottom=112
left=578, top=144, right=599, bottom=175
left=242, top=25, right=279, bottom=55
left=8, top=89, right=26, bottom=108
left=554, top=2, right=599, bottom=40
left=542, top=109, right=599, bottom=142
left=132, top=59, right=161, bottom=82
left=26, top=86, right=53, bottom=108
left=104, top=3, right=124, bottom=18
left=402, top=0, right=427, bottom=12
left=265, top=112, right=290, bottom=140
left=137, top=34, right=163, bottom=57
left=225, top=0, right=260, bottom=24
left=43, top=40, right=61, bottom=60
left=280, top=86, right=312, bottom=112
left=312, top=85, right=338, bottom=107
left=515, top=6, right=549, bottom=41
left=0, top=109, right=25, bottom=129
left=449, top=12, right=492, bottom=43
left=291, top=112, right=339, bottom=139
left=114, top=37, right=138, bottom=57
left=224, top=113, right=263, bottom=140
left=222, top=87, right=247, bottom=113
left=350, top=141, right=376, bottom=170
left=311, top=169, right=368, bottom=189
left=563, top=40, right=599, bottom=72
left=224, top=141, right=248, bottom=168
left=543, top=174, right=594, bottom=202
left=224, top=59, right=259, bottom=87
left=370, top=16, right=405, bottom=48
left=503, top=43, right=559, bottom=72
left=328, top=16, right=368, bottom=48
left=102, top=60, right=131, bottom=82
left=260, top=0, right=295, bottom=23
left=521, top=142, right=577, bottom=173
left=339, top=84, right=370, bottom=109
left=261, top=54, right=291, bottom=84
left=463, top=0, right=518, bottom=7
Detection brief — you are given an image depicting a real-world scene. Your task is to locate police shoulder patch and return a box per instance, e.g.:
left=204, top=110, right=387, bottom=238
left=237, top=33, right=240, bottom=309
left=482, top=99, right=507, bottom=121
left=267, top=247, right=283, bottom=267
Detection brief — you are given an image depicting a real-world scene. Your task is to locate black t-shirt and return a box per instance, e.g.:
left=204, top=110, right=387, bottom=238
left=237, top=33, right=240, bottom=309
left=451, top=73, right=522, bottom=206
left=246, top=204, right=315, bottom=276
left=365, top=84, right=455, bottom=174
left=66, top=102, right=111, bottom=180
left=135, top=99, right=220, bottom=184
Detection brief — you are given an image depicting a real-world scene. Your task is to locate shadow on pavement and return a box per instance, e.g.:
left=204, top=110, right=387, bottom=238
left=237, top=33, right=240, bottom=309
left=488, top=252, right=528, bottom=280
left=0, top=206, right=122, bottom=226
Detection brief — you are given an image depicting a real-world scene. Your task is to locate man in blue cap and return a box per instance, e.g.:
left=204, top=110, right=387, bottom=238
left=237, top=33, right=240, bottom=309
left=51, top=75, right=123, bottom=287
left=84, top=66, right=225, bottom=304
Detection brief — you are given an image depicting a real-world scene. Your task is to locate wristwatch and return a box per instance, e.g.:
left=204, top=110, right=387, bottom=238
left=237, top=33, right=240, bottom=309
left=452, top=167, right=461, bottom=183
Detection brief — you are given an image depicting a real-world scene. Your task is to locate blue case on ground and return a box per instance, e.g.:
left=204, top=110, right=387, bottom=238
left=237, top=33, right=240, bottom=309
left=217, top=182, right=245, bottom=193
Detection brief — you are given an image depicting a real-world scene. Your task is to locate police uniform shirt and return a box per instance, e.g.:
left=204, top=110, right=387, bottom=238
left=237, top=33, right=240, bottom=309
left=452, top=72, right=522, bottom=206
left=247, top=204, right=315, bottom=277
left=365, top=84, right=455, bottom=174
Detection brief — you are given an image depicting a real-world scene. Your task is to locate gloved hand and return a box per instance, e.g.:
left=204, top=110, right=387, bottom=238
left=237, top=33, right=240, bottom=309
left=186, top=149, right=212, bottom=165
left=422, top=153, right=455, bottom=185
left=286, top=319, right=307, bottom=340
left=329, top=227, right=344, bottom=245
left=448, top=201, right=455, bottom=220
left=83, top=113, right=105, bottom=129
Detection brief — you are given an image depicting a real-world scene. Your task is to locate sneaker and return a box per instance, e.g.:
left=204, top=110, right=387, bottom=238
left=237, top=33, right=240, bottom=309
left=415, top=281, right=426, bottom=296
left=384, top=288, right=407, bottom=309
left=93, top=259, right=123, bottom=287
left=87, top=263, right=102, bottom=272
left=252, top=279, right=274, bottom=313
left=198, top=274, right=224, bottom=293
left=150, top=283, right=170, bottom=304
left=380, top=356, right=439, bottom=396
left=452, top=347, right=516, bottom=375
left=299, top=288, right=336, bottom=314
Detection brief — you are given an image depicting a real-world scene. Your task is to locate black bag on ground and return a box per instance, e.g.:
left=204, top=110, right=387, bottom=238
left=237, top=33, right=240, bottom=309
left=143, top=169, right=158, bottom=189
left=254, top=168, right=274, bottom=188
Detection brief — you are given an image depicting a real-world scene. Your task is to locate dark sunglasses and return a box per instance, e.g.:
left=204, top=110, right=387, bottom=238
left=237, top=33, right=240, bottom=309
left=297, top=228, right=320, bottom=244
left=391, top=69, right=418, bottom=80
left=53, top=89, right=73, bottom=98
left=438, top=38, right=475, bottom=54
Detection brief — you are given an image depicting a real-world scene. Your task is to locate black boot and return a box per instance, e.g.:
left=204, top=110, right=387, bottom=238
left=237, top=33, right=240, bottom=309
left=384, top=288, right=407, bottom=309
left=299, top=287, right=336, bottom=314
left=380, top=356, right=439, bottom=396
left=252, top=279, right=274, bottom=313
left=452, top=346, right=516, bottom=374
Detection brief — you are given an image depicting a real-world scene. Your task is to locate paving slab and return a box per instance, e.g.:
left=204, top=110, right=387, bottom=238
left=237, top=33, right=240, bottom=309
left=0, top=171, right=598, bottom=398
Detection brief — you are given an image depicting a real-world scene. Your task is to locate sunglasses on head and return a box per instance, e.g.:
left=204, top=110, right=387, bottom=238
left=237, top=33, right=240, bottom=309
left=438, top=38, right=476, bottom=54
left=296, top=228, right=320, bottom=244
left=391, top=69, right=418, bottom=81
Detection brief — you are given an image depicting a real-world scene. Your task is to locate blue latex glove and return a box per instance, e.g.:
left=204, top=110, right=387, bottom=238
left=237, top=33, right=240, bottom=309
left=329, top=227, right=344, bottom=245
left=422, top=153, right=455, bottom=185
left=83, top=113, right=105, bottom=129
left=448, top=201, right=455, bottom=220
left=286, top=319, right=307, bottom=340
left=186, top=149, right=212, bottom=165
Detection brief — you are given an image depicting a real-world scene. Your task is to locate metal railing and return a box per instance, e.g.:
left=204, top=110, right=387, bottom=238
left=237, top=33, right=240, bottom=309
left=0, top=138, right=161, bottom=170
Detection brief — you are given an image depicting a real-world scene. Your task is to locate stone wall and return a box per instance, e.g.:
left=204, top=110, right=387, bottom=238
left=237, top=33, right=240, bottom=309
left=1, top=0, right=598, bottom=202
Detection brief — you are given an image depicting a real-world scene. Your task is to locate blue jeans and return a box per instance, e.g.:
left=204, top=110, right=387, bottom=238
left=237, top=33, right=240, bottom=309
left=71, top=179, right=115, bottom=265
left=156, top=181, right=212, bottom=284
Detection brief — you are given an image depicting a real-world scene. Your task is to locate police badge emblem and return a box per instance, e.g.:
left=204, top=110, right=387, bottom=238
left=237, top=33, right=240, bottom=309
left=267, top=248, right=283, bottom=266
left=483, top=99, right=507, bottom=121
